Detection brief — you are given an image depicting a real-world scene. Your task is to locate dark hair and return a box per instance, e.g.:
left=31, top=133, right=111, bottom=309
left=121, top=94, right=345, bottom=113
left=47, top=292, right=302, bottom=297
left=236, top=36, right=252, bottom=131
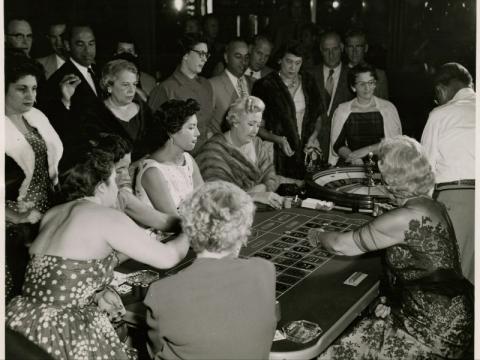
left=225, top=37, right=248, bottom=55
left=251, top=34, right=273, bottom=48
left=344, top=28, right=367, bottom=42
left=153, top=98, right=200, bottom=148
left=277, top=41, right=306, bottom=61
left=64, top=23, right=94, bottom=43
left=59, top=149, right=115, bottom=201
left=347, top=63, right=378, bottom=88
left=5, top=53, right=44, bottom=91
left=434, top=62, right=473, bottom=88
left=177, top=33, right=208, bottom=58
left=90, top=133, right=133, bottom=163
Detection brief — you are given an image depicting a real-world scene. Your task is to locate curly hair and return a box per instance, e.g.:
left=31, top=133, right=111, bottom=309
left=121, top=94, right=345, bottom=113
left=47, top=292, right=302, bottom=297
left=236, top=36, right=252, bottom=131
left=99, top=59, right=138, bottom=97
left=179, top=181, right=255, bottom=254
left=347, top=63, right=378, bottom=89
left=5, top=52, right=44, bottom=91
left=378, top=135, right=435, bottom=200
left=152, top=98, right=200, bottom=149
left=90, top=133, right=133, bottom=163
left=223, top=95, right=265, bottom=131
left=59, top=149, right=115, bottom=201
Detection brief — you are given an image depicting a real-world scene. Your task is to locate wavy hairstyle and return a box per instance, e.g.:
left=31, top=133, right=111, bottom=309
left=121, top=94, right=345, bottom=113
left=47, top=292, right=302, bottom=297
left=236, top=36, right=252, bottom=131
left=59, top=149, right=115, bottom=201
left=99, top=59, right=138, bottom=97
left=152, top=98, right=200, bottom=149
left=179, top=181, right=255, bottom=253
left=378, top=135, right=435, bottom=199
left=347, top=63, right=378, bottom=89
left=5, top=52, right=44, bottom=91
left=223, top=95, right=265, bottom=131
left=90, top=133, right=133, bottom=163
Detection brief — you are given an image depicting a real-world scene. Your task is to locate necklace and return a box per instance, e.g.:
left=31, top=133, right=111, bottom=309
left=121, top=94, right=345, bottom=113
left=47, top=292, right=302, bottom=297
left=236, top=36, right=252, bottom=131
left=279, top=72, right=299, bottom=90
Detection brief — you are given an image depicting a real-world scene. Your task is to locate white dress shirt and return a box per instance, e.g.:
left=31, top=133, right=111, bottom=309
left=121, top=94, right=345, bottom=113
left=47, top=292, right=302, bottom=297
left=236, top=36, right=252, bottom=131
left=421, top=87, right=475, bottom=183
left=225, top=69, right=249, bottom=97
left=70, top=57, right=97, bottom=95
left=55, top=54, right=65, bottom=70
left=323, top=63, right=342, bottom=115
left=245, top=67, right=261, bottom=80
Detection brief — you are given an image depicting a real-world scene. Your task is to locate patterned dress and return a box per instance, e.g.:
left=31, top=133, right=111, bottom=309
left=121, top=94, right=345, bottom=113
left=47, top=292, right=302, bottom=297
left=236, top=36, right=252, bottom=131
left=6, top=127, right=53, bottom=301
left=6, top=252, right=135, bottom=360
left=318, top=197, right=473, bottom=359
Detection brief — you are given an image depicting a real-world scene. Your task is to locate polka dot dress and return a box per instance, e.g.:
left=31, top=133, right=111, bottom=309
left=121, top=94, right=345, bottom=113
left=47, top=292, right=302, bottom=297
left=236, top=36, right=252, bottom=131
left=6, top=252, right=136, bottom=360
left=6, top=127, right=51, bottom=217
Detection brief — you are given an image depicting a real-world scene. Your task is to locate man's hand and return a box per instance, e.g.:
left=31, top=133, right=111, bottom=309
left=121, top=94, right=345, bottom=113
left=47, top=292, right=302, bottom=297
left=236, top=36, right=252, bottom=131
left=60, top=74, right=81, bottom=105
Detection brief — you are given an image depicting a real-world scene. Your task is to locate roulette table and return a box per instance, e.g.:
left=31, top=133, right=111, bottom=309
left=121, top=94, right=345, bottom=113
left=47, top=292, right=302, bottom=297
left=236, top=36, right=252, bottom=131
left=116, top=207, right=382, bottom=359
left=306, top=166, right=392, bottom=213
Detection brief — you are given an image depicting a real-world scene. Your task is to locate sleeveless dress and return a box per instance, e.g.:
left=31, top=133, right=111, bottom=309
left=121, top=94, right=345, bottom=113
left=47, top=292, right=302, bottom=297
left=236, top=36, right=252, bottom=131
left=6, top=252, right=135, bottom=360
left=135, top=153, right=194, bottom=210
left=6, top=127, right=53, bottom=301
left=318, top=197, right=472, bottom=359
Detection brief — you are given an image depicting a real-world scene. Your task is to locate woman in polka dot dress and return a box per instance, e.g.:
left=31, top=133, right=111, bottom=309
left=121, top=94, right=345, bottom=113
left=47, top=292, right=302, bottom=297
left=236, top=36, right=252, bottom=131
left=6, top=150, right=190, bottom=360
left=5, top=54, right=63, bottom=300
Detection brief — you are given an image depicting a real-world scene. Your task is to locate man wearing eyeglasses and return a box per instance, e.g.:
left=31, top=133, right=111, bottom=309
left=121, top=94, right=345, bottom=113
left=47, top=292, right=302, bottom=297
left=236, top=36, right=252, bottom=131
left=36, top=21, right=67, bottom=79
left=345, top=28, right=389, bottom=100
left=5, top=18, right=33, bottom=57
left=148, top=33, right=214, bottom=153
left=421, top=62, right=475, bottom=284
left=209, top=38, right=251, bottom=136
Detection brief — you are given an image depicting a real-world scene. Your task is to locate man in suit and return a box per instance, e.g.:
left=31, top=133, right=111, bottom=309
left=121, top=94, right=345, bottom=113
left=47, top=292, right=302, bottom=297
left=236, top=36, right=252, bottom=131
left=39, top=24, right=100, bottom=170
left=245, top=35, right=274, bottom=83
left=208, top=38, right=250, bottom=134
left=345, top=28, right=389, bottom=99
left=36, top=21, right=67, bottom=80
left=310, top=31, right=354, bottom=161
left=5, top=18, right=33, bottom=57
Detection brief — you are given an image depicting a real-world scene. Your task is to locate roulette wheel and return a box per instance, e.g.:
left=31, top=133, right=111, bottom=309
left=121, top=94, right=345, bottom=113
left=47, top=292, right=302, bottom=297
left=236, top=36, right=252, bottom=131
left=305, top=166, right=392, bottom=212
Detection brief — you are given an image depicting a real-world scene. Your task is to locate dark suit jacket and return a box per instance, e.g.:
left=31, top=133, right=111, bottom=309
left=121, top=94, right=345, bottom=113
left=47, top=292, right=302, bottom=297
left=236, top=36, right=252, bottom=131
left=208, top=71, right=253, bottom=134
left=38, top=59, right=101, bottom=171
left=310, top=63, right=354, bottom=158
left=252, top=71, right=323, bottom=179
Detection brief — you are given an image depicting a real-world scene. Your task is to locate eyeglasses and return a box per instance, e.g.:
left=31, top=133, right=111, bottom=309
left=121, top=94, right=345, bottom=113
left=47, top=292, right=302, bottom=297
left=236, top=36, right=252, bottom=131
left=190, top=49, right=210, bottom=59
left=7, top=33, right=33, bottom=41
left=356, top=80, right=376, bottom=88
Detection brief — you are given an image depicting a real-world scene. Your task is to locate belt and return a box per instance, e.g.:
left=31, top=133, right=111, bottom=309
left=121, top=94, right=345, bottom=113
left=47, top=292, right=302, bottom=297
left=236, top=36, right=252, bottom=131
left=435, top=179, right=475, bottom=189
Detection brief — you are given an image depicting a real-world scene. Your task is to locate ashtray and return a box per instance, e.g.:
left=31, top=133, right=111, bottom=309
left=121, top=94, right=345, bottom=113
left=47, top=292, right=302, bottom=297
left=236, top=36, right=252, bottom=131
left=282, top=320, right=322, bottom=344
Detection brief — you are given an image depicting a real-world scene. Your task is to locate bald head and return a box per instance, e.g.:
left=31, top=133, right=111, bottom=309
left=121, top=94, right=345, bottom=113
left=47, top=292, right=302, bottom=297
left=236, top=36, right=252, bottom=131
left=224, top=39, right=249, bottom=77
left=319, top=32, right=343, bottom=68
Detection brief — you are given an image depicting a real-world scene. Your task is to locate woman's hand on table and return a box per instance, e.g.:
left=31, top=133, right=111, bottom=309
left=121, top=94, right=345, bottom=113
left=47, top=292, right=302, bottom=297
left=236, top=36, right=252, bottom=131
left=307, top=228, right=325, bottom=248
left=345, top=146, right=374, bottom=164
left=252, top=192, right=284, bottom=210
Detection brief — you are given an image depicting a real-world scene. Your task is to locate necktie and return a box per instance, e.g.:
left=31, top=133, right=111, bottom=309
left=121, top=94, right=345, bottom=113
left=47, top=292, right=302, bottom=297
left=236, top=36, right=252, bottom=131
left=237, top=77, right=248, bottom=97
left=87, top=67, right=98, bottom=95
left=325, top=69, right=334, bottom=97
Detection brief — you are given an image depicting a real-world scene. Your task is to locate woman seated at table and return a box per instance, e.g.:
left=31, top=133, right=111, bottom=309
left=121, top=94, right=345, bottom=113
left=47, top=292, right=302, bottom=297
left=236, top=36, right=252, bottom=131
left=82, top=59, right=155, bottom=161
left=197, top=96, right=302, bottom=209
left=135, top=99, right=204, bottom=215
left=309, top=136, right=472, bottom=359
left=144, top=181, right=277, bottom=360
left=6, top=149, right=189, bottom=360
left=92, top=133, right=180, bottom=232
left=329, top=63, right=402, bottom=165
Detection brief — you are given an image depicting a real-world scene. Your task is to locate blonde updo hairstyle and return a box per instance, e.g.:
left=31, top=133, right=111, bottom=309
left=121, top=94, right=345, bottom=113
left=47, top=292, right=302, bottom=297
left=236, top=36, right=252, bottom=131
left=179, top=181, right=255, bottom=254
left=378, top=135, right=435, bottom=200
left=223, top=95, right=265, bottom=131
left=100, top=59, right=138, bottom=98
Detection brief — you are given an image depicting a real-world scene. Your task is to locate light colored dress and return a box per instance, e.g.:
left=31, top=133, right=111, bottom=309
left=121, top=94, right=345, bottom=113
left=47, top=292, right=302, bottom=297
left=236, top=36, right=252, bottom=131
left=135, top=153, right=194, bottom=210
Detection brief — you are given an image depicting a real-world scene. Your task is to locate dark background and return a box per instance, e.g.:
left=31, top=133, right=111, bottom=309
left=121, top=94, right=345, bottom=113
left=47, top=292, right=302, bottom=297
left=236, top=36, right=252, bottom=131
left=4, top=0, right=476, bottom=140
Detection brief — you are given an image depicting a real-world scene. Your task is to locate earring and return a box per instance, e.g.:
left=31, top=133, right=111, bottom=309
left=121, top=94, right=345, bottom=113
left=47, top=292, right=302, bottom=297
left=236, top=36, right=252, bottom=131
left=107, top=88, right=112, bottom=94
